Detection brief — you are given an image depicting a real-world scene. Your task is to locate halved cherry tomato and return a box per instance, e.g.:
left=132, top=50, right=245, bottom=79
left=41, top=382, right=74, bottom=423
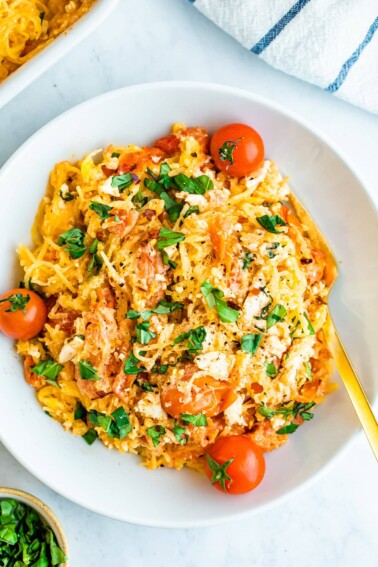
left=0, top=288, right=47, bottom=340
left=210, top=123, right=264, bottom=177
left=204, top=435, right=265, bottom=494
left=161, top=366, right=236, bottom=419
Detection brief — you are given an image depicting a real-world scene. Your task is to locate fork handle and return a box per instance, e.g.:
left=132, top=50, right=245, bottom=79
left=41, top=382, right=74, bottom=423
left=324, top=314, right=378, bottom=460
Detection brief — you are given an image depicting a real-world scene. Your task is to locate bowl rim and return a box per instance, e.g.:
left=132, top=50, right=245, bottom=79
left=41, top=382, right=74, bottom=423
left=0, top=81, right=375, bottom=527
left=0, top=486, right=69, bottom=564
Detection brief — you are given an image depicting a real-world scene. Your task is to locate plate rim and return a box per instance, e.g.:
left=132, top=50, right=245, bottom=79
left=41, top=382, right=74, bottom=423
left=0, top=81, right=375, bottom=527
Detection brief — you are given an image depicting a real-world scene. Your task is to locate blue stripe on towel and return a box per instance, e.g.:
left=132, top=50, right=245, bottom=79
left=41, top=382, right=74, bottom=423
left=326, top=17, right=378, bottom=93
left=251, top=0, right=312, bottom=55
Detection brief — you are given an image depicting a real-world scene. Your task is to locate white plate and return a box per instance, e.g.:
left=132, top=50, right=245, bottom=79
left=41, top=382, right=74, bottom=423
left=0, top=0, right=118, bottom=109
left=0, top=82, right=377, bottom=527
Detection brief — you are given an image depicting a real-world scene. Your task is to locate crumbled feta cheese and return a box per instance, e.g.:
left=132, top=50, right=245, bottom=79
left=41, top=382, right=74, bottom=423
left=100, top=176, right=119, bottom=197
left=195, top=352, right=231, bottom=380
left=224, top=396, right=246, bottom=426
left=58, top=335, right=84, bottom=363
left=136, top=392, right=167, bottom=419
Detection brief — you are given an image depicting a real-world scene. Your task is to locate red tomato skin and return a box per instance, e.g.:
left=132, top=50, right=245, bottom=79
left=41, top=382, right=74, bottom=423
left=210, top=123, right=264, bottom=178
left=0, top=289, right=47, bottom=340
left=205, top=435, right=266, bottom=494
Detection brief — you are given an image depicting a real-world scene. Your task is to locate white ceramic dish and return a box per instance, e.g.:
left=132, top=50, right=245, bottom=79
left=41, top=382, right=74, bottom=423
left=0, top=487, right=69, bottom=565
left=0, top=0, right=118, bottom=109
left=0, top=82, right=377, bottom=528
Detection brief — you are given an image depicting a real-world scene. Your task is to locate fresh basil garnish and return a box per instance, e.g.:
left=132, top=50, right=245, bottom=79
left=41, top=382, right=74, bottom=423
left=200, top=279, right=239, bottom=323
left=240, top=333, right=262, bottom=355
left=58, top=227, right=86, bottom=259
left=256, top=214, right=286, bottom=234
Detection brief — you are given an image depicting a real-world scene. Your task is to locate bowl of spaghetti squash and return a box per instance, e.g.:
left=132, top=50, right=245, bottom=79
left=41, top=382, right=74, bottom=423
left=0, top=82, right=377, bottom=526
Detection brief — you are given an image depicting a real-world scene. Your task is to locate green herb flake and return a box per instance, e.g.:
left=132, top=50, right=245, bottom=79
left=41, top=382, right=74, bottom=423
left=264, top=362, right=279, bottom=378
left=89, top=201, right=114, bottom=220
left=200, top=279, right=239, bottom=323
left=241, top=333, right=262, bottom=356
left=74, top=401, right=87, bottom=421
left=111, top=152, right=120, bottom=158
left=242, top=251, right=254, bottom=270
left=305, top=361, right=312, bottom=381
left=256, top=214, right=286, bottom=234
left=304, top=312, right=315, bottom=335
left=82, top=429, right=98, bottom=445
left=161, top=250, right=178, bottom=269
left=173, top=173, right=214, bottom=195
left=58, top=227, right=86, bottom=259
left=141, top=381, right=153, bottom=391
left=266, top=304, right=287, bottom=329
left=31, top=359, right=63, bottom=382
left=267, top=242, right=280, bottom=258
left=157, top=227, right=185, bottom=250
left=0, top=293, right=30, bottom=315
left=111, top=172, right=133, bottom=192
left=136, top=321, right=157, bottom=345
left=146, top=425, right=166, bottom=447
left=173, top=421, right=187, bottom=445
left=78, top=360, right=101, bottom=381
left=124, top=351, right=146, bottom=375
left=181, top=413, right=208, bottom=427
left=184, top=205, right=200, bottom=218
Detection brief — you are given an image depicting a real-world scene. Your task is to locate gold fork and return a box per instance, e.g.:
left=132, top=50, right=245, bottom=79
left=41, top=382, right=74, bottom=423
left=289, top=192, right=378, bottom=460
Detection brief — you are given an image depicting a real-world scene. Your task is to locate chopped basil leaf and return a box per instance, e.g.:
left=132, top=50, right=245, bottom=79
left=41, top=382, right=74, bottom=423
left=146, top=425, right=166, bottom=447
left=89, top=238, right=99, bottom=255
left=159, top=191, right=183, bottom=222
left=242, top=251, right=254, bottom=270
left=218, top=138, right=241, bottom=166
left=74, top=401, right=87, bottom=420
left=264, top=362, right=279, bottom=378
left=152, top=364, right=169, bottom=374
left=60, top=189, right=75, bottom=201
left=305, top=361, right=312, bottom=381
left=173, top=173, right=213, bottom=195
left=153, top=300, right=184, bottom=314
left=89, top=201, right=114, bottom=220
left=136, top=321, right=157, bottom=344
left=304, top=312, right=315, bottom=335
left=173, top=421, right=187, bottom=445
left=184, top=205, right=200, bottom=218
left=181, top=413, right=208, bottom=426
left=156, top=227, right=185, bottom=249
left=266, top=304, right=287, bottom=329
left=111, top=407, right=132, bottom=438
left=31, top=359, right=63, bottom=381
left=124, top=351, right=146, bottom=374
left=277, top=423, right=298, bottom=435
left=200, top=279, right=239, bottom=323
left=111, top=152, right=120, bottom=158
left=88, top=252, right=103, bottom=276
left=132, top=188, right=149, bottom=207
left=256, top=214, right=286, bottom=234
left=125, top=309, right=142, bottom=320
left=78, top=360, right=101, bottom=381
left=256, top=404, right=275, bottom=419
left=82, top=429, right=98, bottom=445
left=267, top=242, right=280, bottom=258
left=161, top=249, right=178, bottom=269
left=241, top=333, right=262, bottom=355
left=39, top=11, right=45, bottom=22
left=111, top=172, right=133, bottom=192
left=173, top=326, right=206, bottom=354
left=0, top=293, right=30, bottom=314
left=58, top=227, right=86, bottom=259
left=141, top=381, right=153, bottom=391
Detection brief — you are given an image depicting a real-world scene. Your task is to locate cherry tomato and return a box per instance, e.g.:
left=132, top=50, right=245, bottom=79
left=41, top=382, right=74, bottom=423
left=204, top=435, right=266, bottom=494
left=161, top=366, right=236, bottom=419
left=0, top=288, right=47, bottom=340
left=210, top=123, right=264, bottom=177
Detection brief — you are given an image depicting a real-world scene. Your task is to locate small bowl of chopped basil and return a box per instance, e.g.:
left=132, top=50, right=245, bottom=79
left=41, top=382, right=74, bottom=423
left=0, top=487, right=68, bottom=566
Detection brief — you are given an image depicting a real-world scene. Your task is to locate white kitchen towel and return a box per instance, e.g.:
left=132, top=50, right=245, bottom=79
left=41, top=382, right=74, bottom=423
left=188, top=0, right=378, bottom=114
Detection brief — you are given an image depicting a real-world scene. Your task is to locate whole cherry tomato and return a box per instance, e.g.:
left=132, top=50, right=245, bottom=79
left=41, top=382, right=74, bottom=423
left=210, top=123, right=264, bottom=177
left=205, top=435, right=266, bottom=494
left=0, top=288, right=47, bottom=340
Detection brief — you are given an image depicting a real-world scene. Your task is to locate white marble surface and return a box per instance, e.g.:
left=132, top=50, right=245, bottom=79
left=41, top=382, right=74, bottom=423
left=0, top=1, right=377, bottom=565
